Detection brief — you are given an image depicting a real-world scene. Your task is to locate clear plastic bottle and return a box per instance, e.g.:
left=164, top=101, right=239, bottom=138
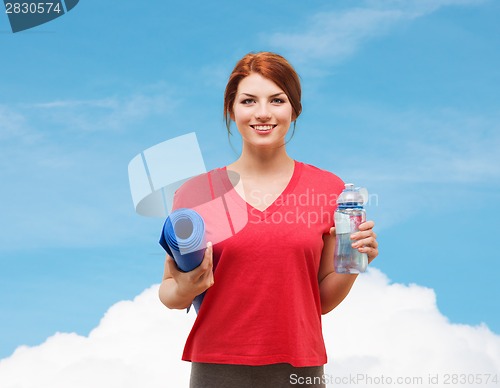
left=334, top=183, right=368, bottom=274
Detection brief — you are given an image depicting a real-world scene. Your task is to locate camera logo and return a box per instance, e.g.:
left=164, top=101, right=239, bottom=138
left=3, top=0, right=79, bottom=33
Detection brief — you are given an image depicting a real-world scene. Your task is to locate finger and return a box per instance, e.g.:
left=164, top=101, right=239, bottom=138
left=351, top=229, right=378, bottom=247
left=351, top=229, right=377, bottom=241
left=354, top=237, right=378, bottom=252
left=361, top=247, right=379, bottom=263
left=200, top=265, right=215, bottom=288
left=201, top=241, right=213, bottom=270
left=195, top=245, right=215, bottom=289
left=191, top=242, right=214, bottom=281
left=358, top=220, right=375, bottom=231
left=208, top=271, right=215, bottom=288
left=206, top=241, right=213, bottom=259
left=205, top=243, right=215, bottom=287
left=352, top=236, right=378, bottom=249
left=366, top=246, right=379, bottom=262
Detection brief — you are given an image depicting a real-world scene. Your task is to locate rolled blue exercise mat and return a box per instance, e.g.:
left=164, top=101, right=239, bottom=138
left=159, top=208, right=207, bottom=313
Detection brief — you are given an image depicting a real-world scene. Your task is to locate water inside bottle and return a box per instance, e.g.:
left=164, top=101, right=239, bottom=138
left=334, top=232, right=368, bottom=274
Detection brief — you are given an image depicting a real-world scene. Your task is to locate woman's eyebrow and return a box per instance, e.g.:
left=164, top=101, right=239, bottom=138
left=239, top=92, right=286, bottom=98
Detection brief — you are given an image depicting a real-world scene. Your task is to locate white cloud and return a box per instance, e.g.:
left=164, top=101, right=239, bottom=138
left=2, top=87, right=177, bottom=143
left=1, top=269, right=498, bottom=388
left=29, top=91, right=178, bottom=133
left=0, top=286, right=195, bottom=388
left=322, top=269, right=500, bottom=387
left=325, top=106, right=500, bottom=230
left=0, top=105, right=41, bottom=144
left=267, top=0, right=486, bottom=65
left=268, top=7, right=407, bottom=64
left=365, top=0, right=486, bottom=13
left=0, top=88, right=180, bottom=251
left=342, top=107, right=500, bottom=185
left=0, top=116, right=128, bottom=251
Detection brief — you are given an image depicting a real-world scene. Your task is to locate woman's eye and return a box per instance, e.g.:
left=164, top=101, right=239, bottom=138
left=271, top=98, right=285, bottom=104
left=241, top=99, right=255, bottom=105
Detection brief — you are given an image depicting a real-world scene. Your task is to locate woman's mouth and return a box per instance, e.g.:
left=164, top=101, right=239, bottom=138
left=251, top=124, right=276, bottom=132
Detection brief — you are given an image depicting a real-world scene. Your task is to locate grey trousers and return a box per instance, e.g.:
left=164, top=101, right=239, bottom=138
left=190, top=362, right=326, bottom=388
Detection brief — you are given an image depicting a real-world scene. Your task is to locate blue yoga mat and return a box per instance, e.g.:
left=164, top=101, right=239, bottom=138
left=159, top=208, right=206, bottom=313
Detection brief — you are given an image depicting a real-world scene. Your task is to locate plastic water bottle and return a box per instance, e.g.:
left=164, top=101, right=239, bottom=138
left=334, top=183, right=368, bottom=274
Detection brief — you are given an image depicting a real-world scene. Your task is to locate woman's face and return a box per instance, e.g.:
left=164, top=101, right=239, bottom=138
left=232, top=73, right=294, bottom=149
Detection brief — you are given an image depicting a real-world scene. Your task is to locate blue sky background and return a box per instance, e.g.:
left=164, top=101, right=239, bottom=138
left=1, top=0, right=499, bottom=360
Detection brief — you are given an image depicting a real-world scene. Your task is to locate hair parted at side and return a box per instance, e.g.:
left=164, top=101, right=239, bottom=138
left=223, top=52, right=302, bottom=134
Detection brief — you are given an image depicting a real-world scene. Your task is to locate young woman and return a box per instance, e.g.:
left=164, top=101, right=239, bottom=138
left=159, top=52, right=379, bottom=388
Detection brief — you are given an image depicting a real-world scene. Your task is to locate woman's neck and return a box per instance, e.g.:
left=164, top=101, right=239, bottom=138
left=229, top=144, right=294, bottom=177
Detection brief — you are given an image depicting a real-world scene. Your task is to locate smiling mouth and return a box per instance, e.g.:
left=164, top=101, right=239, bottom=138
left=251, top=125, right=276, bottom=132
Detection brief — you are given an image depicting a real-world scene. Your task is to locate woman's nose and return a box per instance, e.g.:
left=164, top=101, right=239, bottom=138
left=255, top=104, right=271, bottom=121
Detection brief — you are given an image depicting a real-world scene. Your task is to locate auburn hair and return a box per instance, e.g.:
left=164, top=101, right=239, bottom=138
left=223, top=52, right=302, bottom=133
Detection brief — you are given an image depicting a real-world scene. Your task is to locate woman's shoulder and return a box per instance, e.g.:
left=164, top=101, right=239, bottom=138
left=172, top=167, right=228, bottom=209
left=296, top=160, right=344, bottom=187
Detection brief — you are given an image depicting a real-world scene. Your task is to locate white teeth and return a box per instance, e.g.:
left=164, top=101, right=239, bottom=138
left=253, top=125, right=273, bottom=131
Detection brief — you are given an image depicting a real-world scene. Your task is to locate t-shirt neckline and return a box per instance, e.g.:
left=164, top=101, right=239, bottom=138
left=221, top=160, right=303, bottom=221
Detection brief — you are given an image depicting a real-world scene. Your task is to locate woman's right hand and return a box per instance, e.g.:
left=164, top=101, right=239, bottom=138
left=165, top=242, right=214, bottom=303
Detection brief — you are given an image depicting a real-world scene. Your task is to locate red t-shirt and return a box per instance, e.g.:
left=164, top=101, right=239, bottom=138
left=172, top=161, right=344, bottom=367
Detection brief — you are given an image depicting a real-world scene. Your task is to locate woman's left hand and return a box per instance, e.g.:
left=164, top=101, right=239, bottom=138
left=350, top=220, right=378, bottom=263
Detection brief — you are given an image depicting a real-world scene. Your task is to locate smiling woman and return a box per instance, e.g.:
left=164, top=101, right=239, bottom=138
left=157, top=52, right=379, bottom=388
left=223, top=52, right=302, bottom=135
left=231, top=73, right=294, bottom=152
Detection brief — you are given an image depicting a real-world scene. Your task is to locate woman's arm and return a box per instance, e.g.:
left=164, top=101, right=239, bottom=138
left=158, top=242, right=214, bottom=310
left=318, top=221, right=378, bottom=314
